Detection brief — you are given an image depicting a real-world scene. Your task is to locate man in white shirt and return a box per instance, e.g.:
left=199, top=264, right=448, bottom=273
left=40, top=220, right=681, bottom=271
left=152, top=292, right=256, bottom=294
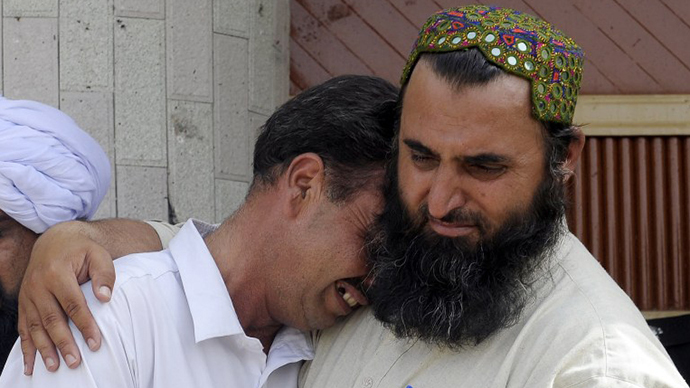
left=13, top=5, right=689, bottom=388
left=0, top=75, right=398, bottom=388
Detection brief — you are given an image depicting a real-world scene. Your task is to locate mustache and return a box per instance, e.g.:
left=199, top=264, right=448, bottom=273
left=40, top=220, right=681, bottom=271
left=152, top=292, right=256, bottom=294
left=363, top=159, right=567, bottom=347
left=418, top=204, right=490, bottom=236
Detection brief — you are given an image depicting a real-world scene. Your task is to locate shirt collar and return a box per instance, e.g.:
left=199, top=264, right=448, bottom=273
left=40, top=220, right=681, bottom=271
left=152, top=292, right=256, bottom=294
left=168, top=219, right=245, bottom=342
left=270, top=326, right=314, bottom=361
left=259, top=326, right=315, bottom=387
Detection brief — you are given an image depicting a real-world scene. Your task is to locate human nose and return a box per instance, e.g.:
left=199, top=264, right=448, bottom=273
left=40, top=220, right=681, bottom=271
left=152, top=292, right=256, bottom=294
left=426, top=164, right=467, bottom=220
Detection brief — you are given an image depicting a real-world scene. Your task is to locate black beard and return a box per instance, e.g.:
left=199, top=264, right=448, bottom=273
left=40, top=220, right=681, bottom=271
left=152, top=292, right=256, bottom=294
left=364, top=158, right=567, bottom=347
left=0, top=287, right=18, bottom=368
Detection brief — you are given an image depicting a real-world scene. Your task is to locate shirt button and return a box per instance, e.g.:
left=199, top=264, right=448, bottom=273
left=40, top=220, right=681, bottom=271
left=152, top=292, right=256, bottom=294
left=362, top=377, right=374, bottom=388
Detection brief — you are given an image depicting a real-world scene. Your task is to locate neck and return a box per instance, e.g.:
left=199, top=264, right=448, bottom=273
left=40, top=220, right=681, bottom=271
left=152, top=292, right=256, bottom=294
left=204, top=196, right=283, bottom=352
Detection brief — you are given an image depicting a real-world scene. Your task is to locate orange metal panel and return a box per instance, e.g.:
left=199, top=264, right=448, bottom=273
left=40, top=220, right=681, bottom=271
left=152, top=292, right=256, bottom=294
left=567, top=137, right=690, bottom=310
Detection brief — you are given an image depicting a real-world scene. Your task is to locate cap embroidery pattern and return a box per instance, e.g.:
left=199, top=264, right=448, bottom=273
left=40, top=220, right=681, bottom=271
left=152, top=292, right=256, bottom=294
left=401, top=5, right=584, bottom=124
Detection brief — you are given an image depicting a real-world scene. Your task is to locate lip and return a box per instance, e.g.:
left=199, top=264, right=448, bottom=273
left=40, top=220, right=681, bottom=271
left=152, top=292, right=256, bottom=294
left=428, top=218, right=477, bottom=238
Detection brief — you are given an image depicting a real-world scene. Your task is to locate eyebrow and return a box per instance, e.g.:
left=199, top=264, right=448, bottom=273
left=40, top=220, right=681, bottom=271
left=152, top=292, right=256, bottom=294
left=403, top=139, right=438, bottom=157
left=404, top=138, right=510, bottom=165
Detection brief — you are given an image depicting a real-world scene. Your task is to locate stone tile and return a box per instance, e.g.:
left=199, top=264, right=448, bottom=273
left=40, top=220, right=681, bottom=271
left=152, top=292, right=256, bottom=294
left=167, top=0, right=212, bottom=102
left=60, top=92, right=116, bottom=219
left=213, top=33, right=250, bottom=180
left=214, top=179, right=248, bottom=223
left=274, top=0, right=289, bottom=54
left=274, top=0, right=290, bottom=106
left=0, top=15, right=3, bottom=95
left=247, top=111, right=269, bottom=172
left=167, top=101, right=214, bottom=223
left=116, top=165, right=168, bottom=220
left=4, top=0, right=58, bottom=17
left=248, top=0, right=274, bottom=115
left=91, top=188, right=116, bottom=220
left=114, top=0, right=164, bottom=19
left=59, top=0, right=113, bottom=92
left=248, top=0, right=289, bottom=115
left=214, top=0, right=249, bottom=37
left=3, top=17, right=59, bottom=107
left=248, top=111, right=269, bottom=139
left=114, top=18, right=166, bottom=166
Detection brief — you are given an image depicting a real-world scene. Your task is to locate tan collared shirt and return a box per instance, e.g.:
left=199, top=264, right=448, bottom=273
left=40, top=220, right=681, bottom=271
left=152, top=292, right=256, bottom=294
left=299, top=234, right=687, bottom=388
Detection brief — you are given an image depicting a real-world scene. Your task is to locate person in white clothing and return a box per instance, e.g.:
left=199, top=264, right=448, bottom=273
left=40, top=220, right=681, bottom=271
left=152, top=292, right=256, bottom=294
left=13, top=5, right=689, bottom=388
left=0, top=75, right=398, bottom=388
left=297, top=6, right=686, bottom=387
left=0, top=95, right=110, bottom=369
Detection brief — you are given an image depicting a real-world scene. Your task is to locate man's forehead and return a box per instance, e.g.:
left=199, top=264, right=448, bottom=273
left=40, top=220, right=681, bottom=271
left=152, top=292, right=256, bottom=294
left=400, top=71, right=541, bottom=147
left=403, top=61, right=532, bottom=111
left=352, top=181, right=384, bottom=204
left=343, top=182, right=384, bottom=214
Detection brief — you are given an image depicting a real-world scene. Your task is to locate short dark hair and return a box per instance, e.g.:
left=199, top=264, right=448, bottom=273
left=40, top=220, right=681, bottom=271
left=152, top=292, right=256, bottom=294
left=401, top=49, right=578, bottom=181
left=252, top=75, right=399, bottom=202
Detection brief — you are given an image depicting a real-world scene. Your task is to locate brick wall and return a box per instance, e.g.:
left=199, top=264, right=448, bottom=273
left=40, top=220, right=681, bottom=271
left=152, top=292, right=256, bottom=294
left=0, top=0, right=290, bottom=223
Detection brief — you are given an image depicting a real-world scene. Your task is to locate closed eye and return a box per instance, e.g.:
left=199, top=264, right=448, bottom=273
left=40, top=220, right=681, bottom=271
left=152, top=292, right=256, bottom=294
left=403, top=139, right=439, bottom=170
left=410, top=152, right=438, bottom=169
left=466, top=163, right=506, bottom=179
left=411, top=153, right=433, bottom=162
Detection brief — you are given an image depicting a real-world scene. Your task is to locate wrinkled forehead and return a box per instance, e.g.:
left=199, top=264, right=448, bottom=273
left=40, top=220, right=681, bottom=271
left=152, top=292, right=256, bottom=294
left=342, top=181, right=386, bottom=221
left=352, top=176, right=386, bottom=208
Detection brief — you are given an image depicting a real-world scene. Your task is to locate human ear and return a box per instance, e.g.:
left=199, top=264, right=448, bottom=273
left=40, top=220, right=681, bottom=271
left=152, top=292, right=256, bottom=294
left=283, top=153, right=326, bottom=216
left=562, top=127, right=585, bottom=181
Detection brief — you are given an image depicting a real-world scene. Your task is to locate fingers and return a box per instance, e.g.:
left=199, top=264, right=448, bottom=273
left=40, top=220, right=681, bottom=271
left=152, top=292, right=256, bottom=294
left=24, top=281, right=96, bottom=372
left=29, top=243, right=116, bottom=371
left=19, top=256, right=84, bottom=372
left=19, top=296, right=62, bottom=373
left=17, top=220, right=119, bottom=374
left=17, top=301, right=37, bottom=375
left=52, top=278, right=100, bottom=363
left=72, top=242, right=118, bottom=352
left=86, top=244, right=116, bottom=305
left=17, top=221, right=114, bottom=372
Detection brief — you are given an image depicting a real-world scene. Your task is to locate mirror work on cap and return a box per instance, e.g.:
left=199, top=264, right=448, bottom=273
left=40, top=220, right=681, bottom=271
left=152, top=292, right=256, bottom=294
left=401, top=5, right=584, bottom=125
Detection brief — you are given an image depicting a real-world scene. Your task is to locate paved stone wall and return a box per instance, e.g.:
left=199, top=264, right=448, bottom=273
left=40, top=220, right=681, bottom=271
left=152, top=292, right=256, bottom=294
left=1, top=0, right=290, bottom=223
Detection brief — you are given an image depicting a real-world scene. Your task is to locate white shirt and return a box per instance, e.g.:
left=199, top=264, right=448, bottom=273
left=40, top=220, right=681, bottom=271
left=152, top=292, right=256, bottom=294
left=0, top=220, right=314, bottom=388
left=300, top=233, right=688, bottom=388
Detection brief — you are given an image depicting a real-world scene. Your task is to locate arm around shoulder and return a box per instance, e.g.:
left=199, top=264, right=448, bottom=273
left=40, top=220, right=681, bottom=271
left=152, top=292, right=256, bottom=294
left=3, top=288, right=136, bottom=388
left=17, top=218, right=164, bottom=374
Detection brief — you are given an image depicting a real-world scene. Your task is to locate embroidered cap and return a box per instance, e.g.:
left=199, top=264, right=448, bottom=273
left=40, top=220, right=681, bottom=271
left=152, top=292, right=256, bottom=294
left=401, top=5, right=584, bottom=125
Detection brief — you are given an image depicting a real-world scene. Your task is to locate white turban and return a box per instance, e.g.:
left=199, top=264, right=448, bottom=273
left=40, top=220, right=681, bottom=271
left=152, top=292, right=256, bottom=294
left=0, top=96, right=111, bottom=234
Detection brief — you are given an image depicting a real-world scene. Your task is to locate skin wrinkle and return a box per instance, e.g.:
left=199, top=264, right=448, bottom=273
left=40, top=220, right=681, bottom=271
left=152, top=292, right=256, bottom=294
left=367, top=80, right=577, bottom=343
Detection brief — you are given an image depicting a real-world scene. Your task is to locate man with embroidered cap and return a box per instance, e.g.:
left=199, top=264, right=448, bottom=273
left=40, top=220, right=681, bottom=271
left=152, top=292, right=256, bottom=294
left=0, top=95, right=110, bottom=368
left=9, top=5, right=688, bottom=388
left=298, top=5, right=687, bottom=387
